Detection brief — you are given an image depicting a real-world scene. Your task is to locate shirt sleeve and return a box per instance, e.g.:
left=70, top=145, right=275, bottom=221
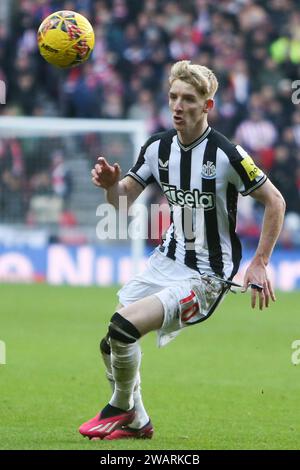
left=126, top=140, right=155, bottom=188
left=228, top=145, right=267, bottom=196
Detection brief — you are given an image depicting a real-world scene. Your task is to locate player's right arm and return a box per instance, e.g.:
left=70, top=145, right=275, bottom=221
left=91, top=156, right=143, bottom=209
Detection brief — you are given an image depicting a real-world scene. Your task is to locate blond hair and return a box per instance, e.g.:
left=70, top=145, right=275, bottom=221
left=169, top=60, right=218, bottom=99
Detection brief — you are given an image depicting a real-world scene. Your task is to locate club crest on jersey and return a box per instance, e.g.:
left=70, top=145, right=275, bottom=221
left=201, top=161, right=216, bottom=179
left=161, top=183, right=215, bottom=210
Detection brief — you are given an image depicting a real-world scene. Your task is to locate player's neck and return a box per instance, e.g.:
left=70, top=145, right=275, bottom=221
left=177, top=120, right=209, bottom=146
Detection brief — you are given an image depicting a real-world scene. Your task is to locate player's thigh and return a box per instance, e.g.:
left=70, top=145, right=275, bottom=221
left=118, top=295, right=164, bottom=336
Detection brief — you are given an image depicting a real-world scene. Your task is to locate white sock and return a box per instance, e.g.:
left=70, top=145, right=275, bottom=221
left=101, top=342, right=149, bottom=427
left=109, top=338, right=141, bottom=411
left=130, top=373, right=150, bottom=429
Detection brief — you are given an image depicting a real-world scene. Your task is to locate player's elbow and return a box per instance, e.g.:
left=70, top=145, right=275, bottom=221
left=274, top=191, right=286, bottom=214
left=267, top=190, right=286, bottom=223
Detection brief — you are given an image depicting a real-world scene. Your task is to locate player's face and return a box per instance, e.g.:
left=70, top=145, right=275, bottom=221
left=169, top=79, right=212, bottom=136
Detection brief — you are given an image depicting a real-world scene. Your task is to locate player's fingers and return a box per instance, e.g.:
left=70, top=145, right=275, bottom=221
left=97, top=161, right=115, bottom=177
left=91, top=173, right=102, bottom=185
left=263, top=281, right=270, bottom=308
left=114, top=163, right=121, bottom=177
left=241, top=276, right=249, bottom=293
left=268, top=279, right=276, bottom=302
left=251, top=288, right=257, bottom=309
left=259, top=290, right=265, bottom=310
left=91, top=169, right=99, bottom=178
left=92, top=176, right=101, bottom=187
left=95, top=163, right=104, bottom=174
left=97, top=156, right=109, bottom=168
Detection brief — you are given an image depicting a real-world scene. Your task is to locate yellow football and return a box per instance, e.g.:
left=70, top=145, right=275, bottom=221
left=37, top=10, right=95, bottom=68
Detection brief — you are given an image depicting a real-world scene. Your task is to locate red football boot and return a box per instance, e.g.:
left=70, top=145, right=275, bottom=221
left=104, top=420, right=154, bottom=440
left=79, top=405, right=135, bottom=440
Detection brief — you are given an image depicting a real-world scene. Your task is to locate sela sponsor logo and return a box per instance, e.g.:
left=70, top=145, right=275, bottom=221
left=162, top=183, right=215, bottom=209
left=202, top=161, right=216, bottom=179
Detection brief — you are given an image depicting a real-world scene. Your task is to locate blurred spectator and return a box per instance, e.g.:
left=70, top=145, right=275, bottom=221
left=230, top=60, right=250, bottom=105
left=127, top=89, right=157, bottom=132
left=269, top=145, right=300, bottom=215
left=239, top=2, right=269, bottom=32
left=51, top=150, right=72, bottom=203
left=26, top=148, right=73, bottom=225
left=291, top=111, right=300, bottom=146
left=235, top=109, right=278, bottom=154
left=0, top=138, right=26, bottom=221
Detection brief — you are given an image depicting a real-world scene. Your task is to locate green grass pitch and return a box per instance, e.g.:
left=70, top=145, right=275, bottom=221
left=0, top=284, right=299, bottom=450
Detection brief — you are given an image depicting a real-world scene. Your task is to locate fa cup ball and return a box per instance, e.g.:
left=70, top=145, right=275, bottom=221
left=37, top=10, right=95, bottom=68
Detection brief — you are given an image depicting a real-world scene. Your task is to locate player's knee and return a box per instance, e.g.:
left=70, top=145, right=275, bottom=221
left=108, top=312, right=141, bottom=344
left=100, top=334, right=111, bottom=355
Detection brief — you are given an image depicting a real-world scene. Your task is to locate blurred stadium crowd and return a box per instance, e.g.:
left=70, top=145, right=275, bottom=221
left=1, top=0, right=300, bottom=245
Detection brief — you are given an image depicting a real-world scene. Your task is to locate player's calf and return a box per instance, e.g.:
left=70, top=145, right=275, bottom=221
left=108, top=312, right=141, bottom=411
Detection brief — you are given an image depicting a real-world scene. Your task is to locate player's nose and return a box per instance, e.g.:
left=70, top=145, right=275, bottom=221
left=173, top=99, right=183, bottom=112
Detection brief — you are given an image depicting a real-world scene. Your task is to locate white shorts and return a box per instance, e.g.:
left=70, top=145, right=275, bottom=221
left=118, top=249, right=228, bottom=347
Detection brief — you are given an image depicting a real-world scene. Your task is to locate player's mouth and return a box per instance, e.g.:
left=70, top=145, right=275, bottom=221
left=173, top=115, right=184, bottom=124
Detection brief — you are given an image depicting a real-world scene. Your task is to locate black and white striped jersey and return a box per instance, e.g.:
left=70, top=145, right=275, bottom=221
left=126, top=126, right=267, bottom=279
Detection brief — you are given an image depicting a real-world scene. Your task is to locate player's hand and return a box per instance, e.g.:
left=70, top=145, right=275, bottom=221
left=91, top=157, right=121, bottom=189
left=241, top=257, right=276, bottom=310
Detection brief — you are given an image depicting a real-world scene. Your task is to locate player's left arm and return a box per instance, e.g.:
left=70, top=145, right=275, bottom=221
left=242, top=179, right=286, bottom=310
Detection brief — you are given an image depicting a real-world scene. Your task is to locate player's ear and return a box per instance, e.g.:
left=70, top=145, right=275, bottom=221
left=203, top=99, right=214, bottom=113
